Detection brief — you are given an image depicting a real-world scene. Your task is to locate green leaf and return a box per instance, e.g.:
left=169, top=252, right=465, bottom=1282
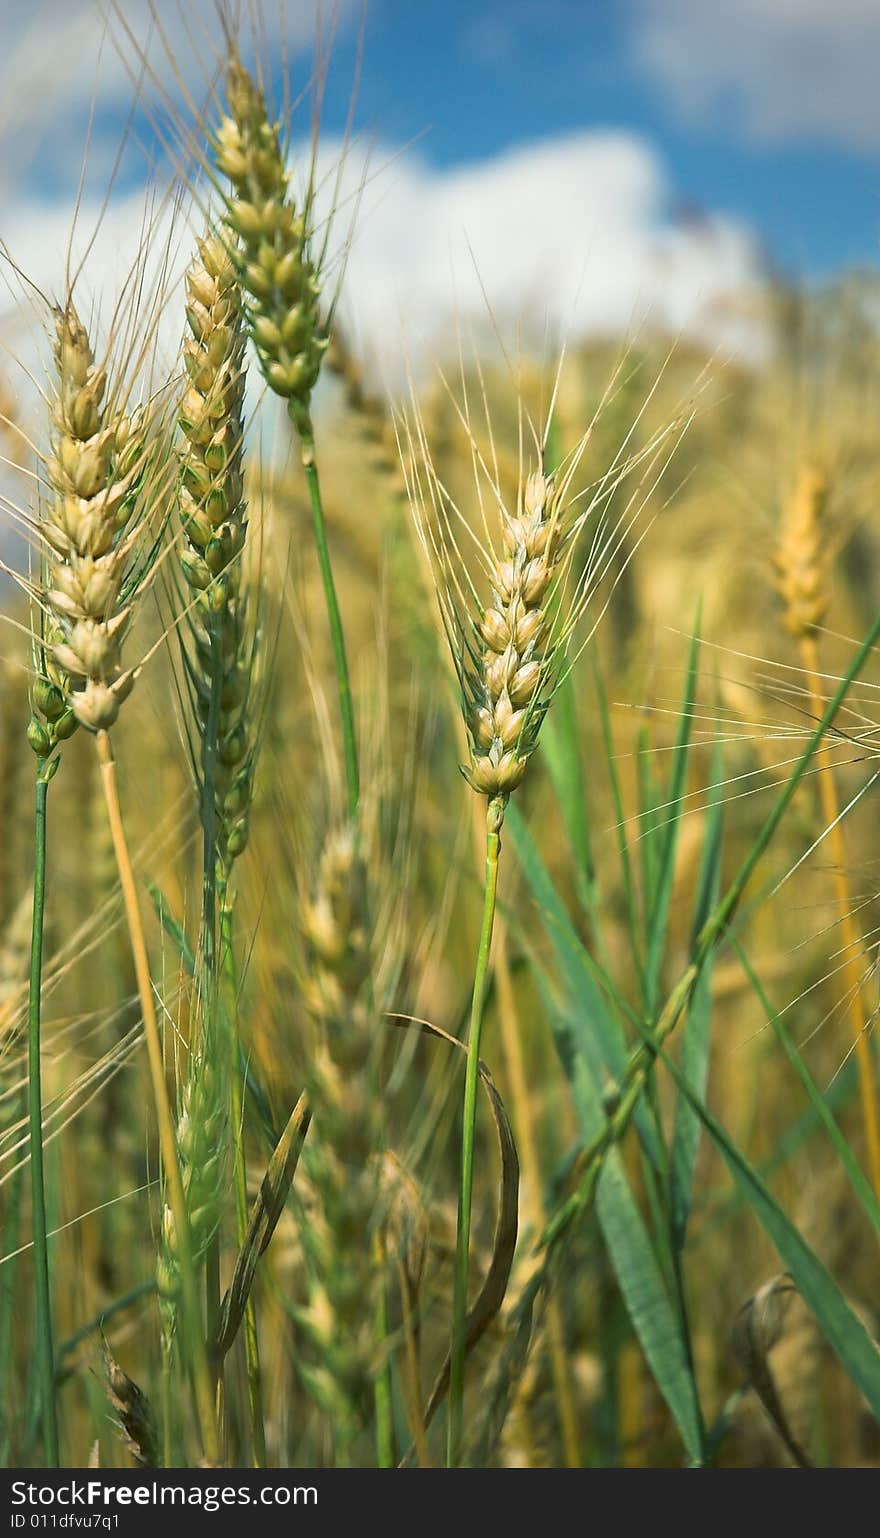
left=643, top=623, right=700, bottom=1013
left=506, top=802, right=626, bottom=1076
left=147, top=883, right=278, bottom=1148
left=735, top=943, right=880, bottom=1234
left=148, top=881, right=195, bottom=974
left=669, top=733, right=724, bottom=1249
left=593, top=655, right=643, bottom=994
left=637, top=722, right=660, bottom=950
left=506, top=802, right=664, bottom=1169
left=596, top=1151, right=705, bottom=1464
left=542, top=669, right=596, bottom=916
left=533, top=965, right=704, bottom=1463
left=657, top=1034, right=880, bottom=1420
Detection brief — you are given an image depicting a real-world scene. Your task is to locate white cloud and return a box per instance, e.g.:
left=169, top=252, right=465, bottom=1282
left=0, top=0, right=353, bottom=202
left=633, top=0, right=880, bottom=151
left=325, top=132, right=764, bottom=373
left=0, top=0, right=335, bottom=114
left=0, top=0, right=762, bottom=392
left=0, top=128, right=764, bottom=424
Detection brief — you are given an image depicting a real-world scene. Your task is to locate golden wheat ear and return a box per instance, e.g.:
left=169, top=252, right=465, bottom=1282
left=19, top=270, right=180, bottom=770
left=774, top=463, right=829, bottom=641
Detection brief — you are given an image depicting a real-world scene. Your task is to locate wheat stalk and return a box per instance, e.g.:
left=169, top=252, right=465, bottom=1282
left=403, top=412, right=595, bottom=1463
left=401, top=366, right=691, bottom=1463
left=28, top=294, right=220, bottom=1464
left=295, top=824, right=387, bottom=1455
left=178, top=218, right=268, bottom=1454
left=178, top=226, right=258, bottom=882
left=774, top=462, right=880, bottom=1199
left=212, top=49, right=358, bottom=814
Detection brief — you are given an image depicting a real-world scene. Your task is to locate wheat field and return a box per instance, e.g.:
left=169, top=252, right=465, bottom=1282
left=1, top=5, right=880, bottom=1473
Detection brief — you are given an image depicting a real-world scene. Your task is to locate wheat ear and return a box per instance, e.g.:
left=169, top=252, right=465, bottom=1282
left=172, top=223, right=266, bottom=1457
left=404, top=426, right=593, bottom=1462
left=296, top=825, right=387, bottom=1455
left=213, top=51, right=358, bottom=815
left=34, top=299, right=220, bottom=1463
left=774, top=462, right=880, bottom=1198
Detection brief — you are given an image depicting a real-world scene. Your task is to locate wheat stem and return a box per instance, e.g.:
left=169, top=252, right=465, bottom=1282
left=230, top=1061, right=266, bottom=1466
left=297, top=415, right=359, bottom=816
left=448, top=796, right=503, bottom=1467
left=201, top=611, right=225, bottom=1407
left=0, top=1121, right=23, bottom=1463
left=27, top=768, right=58, bottom=1467
left=373, top=1229, right=394, bottom=1468
left=799, top=635, right=880, bottom=1198
left=220, top=903, right=267, bottom=1467
left=95, top=729, right=220, bottom=1465
left=772, top=465, right=880, bottom=1198
left=493, top=928, right=580, bottom=1465
left=160, top=1343, right=174, bottom=1468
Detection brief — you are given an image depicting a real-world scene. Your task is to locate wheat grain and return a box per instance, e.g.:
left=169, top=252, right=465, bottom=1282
left=296, top=825, right=386, bottom=1446
left=773, top=463, right=828, bottom=641
left=214, top=52, right=327, bottom=435
left=36, top=303, right=160, bottom=741
left=178, top=227, right=256, bottom=871
left=402, top=385, right=664, bottom=817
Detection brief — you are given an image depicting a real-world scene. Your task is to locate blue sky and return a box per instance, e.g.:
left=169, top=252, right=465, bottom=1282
left=4, top=1, right=880, bottom=379
left=308, top=0, right=880, bottom=279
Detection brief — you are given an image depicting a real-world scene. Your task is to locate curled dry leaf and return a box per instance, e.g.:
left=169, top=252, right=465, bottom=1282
left=389, top=1014, right=520, bottom=1457
left=213, top=1091, right=312, bottom=1362
left=101, top=1340, right=158, bottom=1468
left=731, top=1273, right=813, bottom=1469
left=381, top=1150, right=432, bottom=1464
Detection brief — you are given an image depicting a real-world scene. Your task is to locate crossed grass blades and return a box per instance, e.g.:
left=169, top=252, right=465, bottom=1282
left=1, top=2, right=880, bottom=1472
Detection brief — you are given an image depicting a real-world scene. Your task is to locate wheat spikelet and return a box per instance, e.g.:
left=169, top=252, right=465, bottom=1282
left=296, top=824, right=386, bottom=1442
left=773, top=463, right=828, bottom=640
left=402, top=369, right=687, bottom=818
left=178, top=226, right=256, bottom=870
left=174, top=1051, right=227, bottom=1258
left=25, top=269, right=226, bottom=1455
left=31, top=302, right=162, bottom=747
left=406, top=435, right=590, bottom=807
left=156, top=1026, right=228, bottom=1339
left=214, top=51, right=327, bottom=434
left=772, top=460, right=880, bottom=1197
left=464, top=465, right=569, bottom=798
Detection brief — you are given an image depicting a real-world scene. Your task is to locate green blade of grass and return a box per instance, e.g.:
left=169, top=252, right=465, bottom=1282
left=637, top=722, right=660, bottom=949
left=656, top=1031, right=880, bottom=1420
left=669, top=733, right=724, bottom=1250
left=148, top=881, right=279, bottom=1147
left=542, top=669, right=596, bottom=916
left=506, top=801, right=664, bottom=1170
left=735, top=943, right=880, bottom=1233
left=148, top=880, right=195, bottom=975
left=593, top=654, right=644, bottom=998
left=533, top=965, right=704, bottom=1463
left=643, top=623, right=700, bottom=1013
left=596, top=1151, right=705, bottom=1464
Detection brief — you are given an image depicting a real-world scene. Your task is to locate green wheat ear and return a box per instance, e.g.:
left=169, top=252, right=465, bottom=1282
left=296, top=824, right=386, bottom=1446
left=177, top=226, right=258, bottom=874
left=210, top=45, right=359, bottom=816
